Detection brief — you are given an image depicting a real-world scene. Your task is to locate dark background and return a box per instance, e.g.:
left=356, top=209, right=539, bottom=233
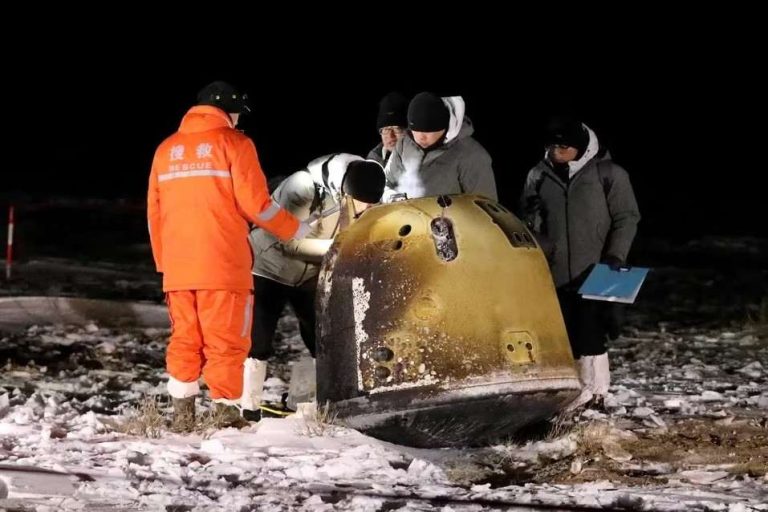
left=3, top=19, right=764, bottom=241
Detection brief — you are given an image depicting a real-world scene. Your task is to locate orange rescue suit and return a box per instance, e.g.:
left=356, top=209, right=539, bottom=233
left=148, top=106, right=299, bottom=400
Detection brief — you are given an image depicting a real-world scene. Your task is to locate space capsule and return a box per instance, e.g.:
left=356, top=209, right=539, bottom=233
left=316, top=195, right=579, bottom=447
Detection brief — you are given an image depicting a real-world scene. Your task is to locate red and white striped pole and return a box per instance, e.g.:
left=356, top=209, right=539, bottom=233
left=6, top=205, right=14, bottom=280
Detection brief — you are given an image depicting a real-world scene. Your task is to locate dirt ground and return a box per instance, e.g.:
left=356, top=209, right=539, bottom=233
left=559, top=417, right=768, bottom=485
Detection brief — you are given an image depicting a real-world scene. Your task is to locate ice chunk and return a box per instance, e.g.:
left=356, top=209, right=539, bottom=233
left=632, top=407, right=654, bottom=418
left=603, top=440, right=632, bottom=462
left=738, top=335, right=757, bottom=346
left=679, top=470, right=729, bottom=485
left=737, top=361, right=763, bottom=379
left=201, top=439, right=226, bottom=454
left=700, top=390, right=724, bottom=401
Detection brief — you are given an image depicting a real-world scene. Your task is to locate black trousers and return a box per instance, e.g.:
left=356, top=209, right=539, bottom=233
left=250, top=276, right=317, bottom=360
left=556, top=286, right=609, bottom=358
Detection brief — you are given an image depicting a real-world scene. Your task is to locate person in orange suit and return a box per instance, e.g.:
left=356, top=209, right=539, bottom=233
left=147, top=80, right=310, bottom=429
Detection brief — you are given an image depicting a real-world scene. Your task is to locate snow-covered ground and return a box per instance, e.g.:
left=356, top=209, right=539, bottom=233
left=0, top=236, right=766, bottom=511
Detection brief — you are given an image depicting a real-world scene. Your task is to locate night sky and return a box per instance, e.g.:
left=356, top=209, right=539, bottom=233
left=5, top=22, right=763, bottom=238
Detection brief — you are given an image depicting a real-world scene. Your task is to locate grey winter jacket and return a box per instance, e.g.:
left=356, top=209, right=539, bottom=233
left=522, top=126, right=640, bottom=288
left=367, top=142, right=388, bottom=167
left=249, top=154, right=360, bottom=286
left=384, top=96, right=497, bottom=201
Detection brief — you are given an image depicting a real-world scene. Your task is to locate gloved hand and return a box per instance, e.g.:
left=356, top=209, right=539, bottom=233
left=523, top=195, right=546, bottom=232
left=602, top=255, right=625, bottom=271
left=525, top=195, right=542, bottom=212
left=294, top=220, right=313, bottom=240
left=306, top=210, right=323, bottom=225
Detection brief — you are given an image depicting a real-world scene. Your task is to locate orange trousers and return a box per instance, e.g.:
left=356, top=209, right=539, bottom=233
left=166, top=290, right=253, bottom=400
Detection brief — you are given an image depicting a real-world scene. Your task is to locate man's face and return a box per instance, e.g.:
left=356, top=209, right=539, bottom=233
left=550, top=144, right=579, bottom=163
left=379, top=126, right=405, bottom=151
left=412, top=129, right=446, bottom=149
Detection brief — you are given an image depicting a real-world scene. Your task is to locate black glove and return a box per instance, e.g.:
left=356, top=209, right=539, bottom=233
left=603, top=255, right=625, bottom=271
left=525, top=195, right=542, bottom=212
left=523, top=196, right=545, bottom=231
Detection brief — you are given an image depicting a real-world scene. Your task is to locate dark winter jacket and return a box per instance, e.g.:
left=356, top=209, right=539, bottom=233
left=521, top=125, right=640, bottom=288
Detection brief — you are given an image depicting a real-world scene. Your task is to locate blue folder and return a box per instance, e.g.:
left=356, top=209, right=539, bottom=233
left=578, top=263, right=650, bottom=304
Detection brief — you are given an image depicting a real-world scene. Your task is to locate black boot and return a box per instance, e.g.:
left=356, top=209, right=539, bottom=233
left=586, top=395, right=607, bottom=413
left=242, top=408, right=262, bottom=422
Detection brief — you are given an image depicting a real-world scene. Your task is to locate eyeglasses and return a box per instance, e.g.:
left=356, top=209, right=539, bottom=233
left=379, top=126, right=405, bottom=136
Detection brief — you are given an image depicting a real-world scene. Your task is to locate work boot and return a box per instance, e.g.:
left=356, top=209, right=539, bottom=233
left=170, top=396, right=196, bottom=433
left=242, top=408, right=262, bottom=422
left=212, top=402, right=250, bottom=429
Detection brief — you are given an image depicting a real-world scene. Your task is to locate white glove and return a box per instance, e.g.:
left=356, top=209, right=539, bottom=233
left=294, top=220, right=312, bottom=240
left=381, top=187, right=407, bottom=203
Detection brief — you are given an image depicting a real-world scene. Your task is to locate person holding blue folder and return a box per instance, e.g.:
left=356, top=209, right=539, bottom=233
left=521, top=116, right=641, bottom=410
